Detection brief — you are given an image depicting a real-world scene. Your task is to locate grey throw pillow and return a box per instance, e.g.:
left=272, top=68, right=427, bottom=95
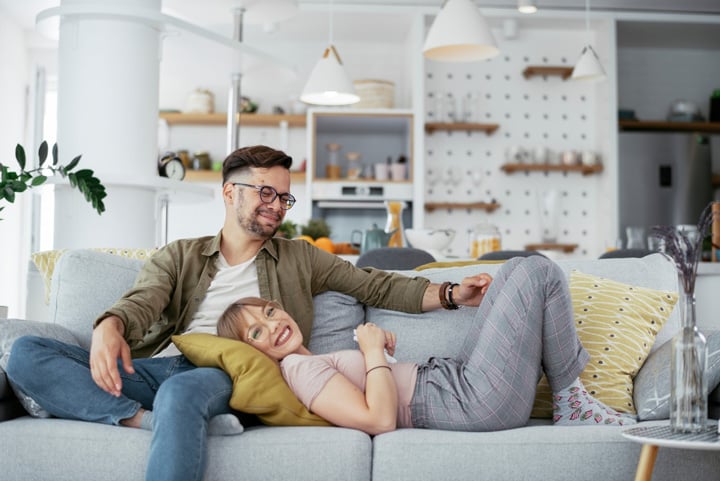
left=0, top=318, right=81, bottom=418
left=309, top=291, right=365, bottom=354
left=634, top=329, right=720, bottom=421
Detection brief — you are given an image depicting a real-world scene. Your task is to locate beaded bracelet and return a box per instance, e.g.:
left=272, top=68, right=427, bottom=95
left=366, top=365, right=392, bottom=375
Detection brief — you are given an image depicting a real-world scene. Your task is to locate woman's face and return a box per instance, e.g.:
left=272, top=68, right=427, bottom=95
left=235, top=302, right=304, bottom=361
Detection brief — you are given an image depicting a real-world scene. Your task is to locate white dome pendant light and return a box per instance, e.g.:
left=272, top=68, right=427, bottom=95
left=423, top=0, right=499, bottom=62
left=571, top=0, right=606, bottom=80
left=300, top=0, right=359, bottom=105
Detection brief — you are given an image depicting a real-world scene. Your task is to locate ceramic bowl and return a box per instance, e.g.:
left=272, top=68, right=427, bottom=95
left=404, top=228, right=456, bottom=257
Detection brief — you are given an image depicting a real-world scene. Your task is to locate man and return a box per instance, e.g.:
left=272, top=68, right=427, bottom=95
left=7, top=145, right=492, bottom=481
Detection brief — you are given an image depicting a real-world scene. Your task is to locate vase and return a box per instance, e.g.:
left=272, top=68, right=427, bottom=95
left=670, top=288, right=708, bottom=433
left=384, top=201, right=406, bottom=248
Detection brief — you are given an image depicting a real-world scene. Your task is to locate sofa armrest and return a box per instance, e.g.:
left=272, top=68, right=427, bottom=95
left=0, top=367, right=26, bottom=421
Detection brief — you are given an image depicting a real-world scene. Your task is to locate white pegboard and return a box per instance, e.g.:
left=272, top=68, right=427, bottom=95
left=423, top=27, right=609, bottom=259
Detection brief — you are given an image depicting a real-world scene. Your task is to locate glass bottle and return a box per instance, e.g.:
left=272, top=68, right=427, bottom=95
left=384, top=201, right=406, bottom=247
left=670, top=287, right=708, bottom=433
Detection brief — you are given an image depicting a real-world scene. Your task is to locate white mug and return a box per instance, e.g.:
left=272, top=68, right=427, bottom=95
left=532, top=146, right=549, bottom=164
left=374, top=163, right=389, bottom=181
left=390, top=163, right=406, bottom=181
left=581, top=150, right=599, bottom=166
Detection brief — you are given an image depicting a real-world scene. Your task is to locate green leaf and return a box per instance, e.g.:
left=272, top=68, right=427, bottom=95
left=31, top=175, right=47, bottom=186
left=38, top=141, right=48, bottom=167
left=52, top=143, right=59, bottom=166
left=15, top=144, right=26, bottom=170
left=65, top=155, right=81, bottom=172
left=4, top=186, right=15, bottom=203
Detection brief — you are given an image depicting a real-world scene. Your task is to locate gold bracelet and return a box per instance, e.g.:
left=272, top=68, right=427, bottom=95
left=366, top=365, right=392, bottom=375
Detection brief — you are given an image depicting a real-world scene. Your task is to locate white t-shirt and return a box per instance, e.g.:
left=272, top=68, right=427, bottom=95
left=155, top=253, right=260, bottom=357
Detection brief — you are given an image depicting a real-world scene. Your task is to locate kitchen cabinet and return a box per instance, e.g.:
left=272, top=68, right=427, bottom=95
left=306, top=109, right=415, bottom=243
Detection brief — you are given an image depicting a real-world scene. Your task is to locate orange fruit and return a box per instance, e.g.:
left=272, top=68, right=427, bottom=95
left=314, top=237, right=335, bottom=253
left=294, top=235, right=316, bottom=246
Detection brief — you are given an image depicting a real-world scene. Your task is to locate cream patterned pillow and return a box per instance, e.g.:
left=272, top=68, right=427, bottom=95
left=531, top=270, right=678, bottom=417
left=32, top=248, right=158, bottom=304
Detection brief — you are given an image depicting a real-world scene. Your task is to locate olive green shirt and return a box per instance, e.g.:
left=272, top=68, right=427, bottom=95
left=97, top=231, right=430, bottom=358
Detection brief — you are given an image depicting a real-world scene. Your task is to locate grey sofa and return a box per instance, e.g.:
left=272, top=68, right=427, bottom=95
left=2, top=249, right=720, bottom=481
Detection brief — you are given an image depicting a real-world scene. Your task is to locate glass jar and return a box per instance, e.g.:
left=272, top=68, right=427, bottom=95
left=470, top=222, right=501, bottom=258
left=325, top=143, right=342, bottom=179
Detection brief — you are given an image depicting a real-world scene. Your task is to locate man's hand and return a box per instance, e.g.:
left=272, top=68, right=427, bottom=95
left=89, top=316, right=134, bottom=397
left=454, top=273, right=493, bottom=307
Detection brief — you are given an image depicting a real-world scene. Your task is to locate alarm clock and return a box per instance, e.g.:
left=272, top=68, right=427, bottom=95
left=158, top=152, right=186, bottom=180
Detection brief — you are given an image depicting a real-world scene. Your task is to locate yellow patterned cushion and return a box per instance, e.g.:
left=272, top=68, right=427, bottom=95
left=32, top=248, right=158, bottom=304
left=531, top=270, right=678, bottom=417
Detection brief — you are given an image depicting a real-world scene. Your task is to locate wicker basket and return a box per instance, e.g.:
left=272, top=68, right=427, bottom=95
left=353, top=79, right=395, bottom=108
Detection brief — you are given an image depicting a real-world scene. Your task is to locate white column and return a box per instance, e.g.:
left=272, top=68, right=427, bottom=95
left=54, top=0, right=162, bottom=249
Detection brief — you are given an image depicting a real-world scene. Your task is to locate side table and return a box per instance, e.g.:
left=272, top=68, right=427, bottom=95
left=622, top=421, right=720, bottom=481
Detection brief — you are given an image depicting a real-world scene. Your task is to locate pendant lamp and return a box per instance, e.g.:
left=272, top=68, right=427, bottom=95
left=423, top=0, right=499, bottom=62
left=571, top=0, right=606, bottom=80
left=517, top=0, right=537, bottom=14
left=300, top=1, right=359, bottom=106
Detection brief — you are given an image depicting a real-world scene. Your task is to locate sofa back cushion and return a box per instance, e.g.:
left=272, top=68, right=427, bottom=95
left=49, top=250, right=145, bottom=349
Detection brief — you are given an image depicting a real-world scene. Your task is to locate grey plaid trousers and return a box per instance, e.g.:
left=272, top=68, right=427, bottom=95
left=410, top=255, right=589, bottom=431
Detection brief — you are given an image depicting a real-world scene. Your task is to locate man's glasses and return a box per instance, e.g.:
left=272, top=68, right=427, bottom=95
left=232, top=182, right=296, bottom=210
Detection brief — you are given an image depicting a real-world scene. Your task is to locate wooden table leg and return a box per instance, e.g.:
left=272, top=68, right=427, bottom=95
left=634, top=444, right=659, bottom=481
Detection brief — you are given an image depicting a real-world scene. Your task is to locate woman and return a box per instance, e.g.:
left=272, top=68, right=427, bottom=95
left=217, top=256, right=634, bottom=435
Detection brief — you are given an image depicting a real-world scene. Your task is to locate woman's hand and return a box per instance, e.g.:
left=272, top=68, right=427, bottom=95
left=355, top=323, right=389, bottom=356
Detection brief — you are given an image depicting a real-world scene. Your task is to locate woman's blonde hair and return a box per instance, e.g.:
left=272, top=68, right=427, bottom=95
left=217, top=297, right=282, bottom=341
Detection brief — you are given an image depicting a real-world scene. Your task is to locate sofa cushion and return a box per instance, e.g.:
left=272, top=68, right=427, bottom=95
left=309, top=291, right=365, bottom=354
left=49, top=250, right=146, bottom=349
left=172, top=333, right=331, bottom=427
left=531, top=271, right=678, bottom=417
left=634, top=329, right=720, bottom=421
left=0, top=318, right=81, bottom=417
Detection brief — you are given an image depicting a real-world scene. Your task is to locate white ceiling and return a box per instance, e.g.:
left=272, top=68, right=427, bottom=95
left=2, top=0, right=720, bottom=46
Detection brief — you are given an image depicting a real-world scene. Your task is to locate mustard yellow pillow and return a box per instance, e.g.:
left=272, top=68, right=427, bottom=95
left=531, top=270, right=678, bottom=417
left=172, top=333, right=331, bottom=427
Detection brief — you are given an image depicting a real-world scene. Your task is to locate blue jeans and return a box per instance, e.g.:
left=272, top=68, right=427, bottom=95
left=6, top=336, right=233, bottom=481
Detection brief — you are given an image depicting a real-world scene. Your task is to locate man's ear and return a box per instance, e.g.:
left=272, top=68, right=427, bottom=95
left=222, top=182, right=235, bottom=204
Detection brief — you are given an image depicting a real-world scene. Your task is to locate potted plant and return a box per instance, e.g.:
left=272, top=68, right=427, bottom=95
left=0, top=141, right=106, bottom=219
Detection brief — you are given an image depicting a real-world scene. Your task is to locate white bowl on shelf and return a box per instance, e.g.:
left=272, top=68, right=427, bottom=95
left=404, top=228, right=456, bottom=258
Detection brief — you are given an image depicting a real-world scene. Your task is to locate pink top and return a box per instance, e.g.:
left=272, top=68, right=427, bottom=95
left=280, top=350, right=418, bottom=428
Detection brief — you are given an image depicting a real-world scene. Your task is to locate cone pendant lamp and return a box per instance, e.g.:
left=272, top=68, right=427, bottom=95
left=423, top=0, right=499, bottom=62
left=300, top=45, right=359, bottom=105
left=571, top=0, right=606, bottom=80
left=300, top=0, right=359, bottom=106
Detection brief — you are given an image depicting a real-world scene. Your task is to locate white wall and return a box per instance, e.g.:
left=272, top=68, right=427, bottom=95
left=0, top=13, right=30, bottom=317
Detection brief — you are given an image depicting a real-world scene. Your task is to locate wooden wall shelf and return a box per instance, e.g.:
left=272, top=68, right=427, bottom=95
left=525, top=243, right=578, bottom=253
left=425, top=122, right=499, bottom=135
left=159, top=112, right=307, bottom=127
left=619, top=120, right=720, bottom=134
left=424, top=202, right=500, bottom=213
left=185, top=170, right=306, bottom=183
left=522, top=66, right=573, bottom=80
left=501, top=163, right=603, bottom=176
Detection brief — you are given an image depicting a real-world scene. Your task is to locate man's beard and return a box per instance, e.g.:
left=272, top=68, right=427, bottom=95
left=240, top=207, right=280, bottom=238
